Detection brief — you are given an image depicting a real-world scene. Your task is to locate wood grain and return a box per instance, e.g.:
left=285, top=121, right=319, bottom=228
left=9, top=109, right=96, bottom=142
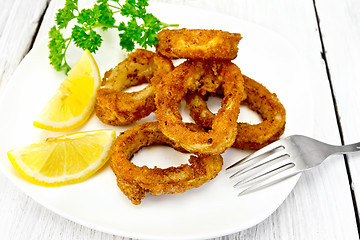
left=0, top=0, right=49, bottom=90
left=0, top=0, right=359, bottom=239
left=315, top=0, right=360, bottom=219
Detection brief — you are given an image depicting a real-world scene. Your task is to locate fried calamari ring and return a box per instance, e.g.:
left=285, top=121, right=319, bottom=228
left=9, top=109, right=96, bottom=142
left=95, top=49, right=174, bottom=125
left=156, top=29, right=242, bottom=60
left=110, top=122, right=223, bottom=205
left=186, top=75, right=286, bottom=150
left=155, top=60, right=246, bottom=155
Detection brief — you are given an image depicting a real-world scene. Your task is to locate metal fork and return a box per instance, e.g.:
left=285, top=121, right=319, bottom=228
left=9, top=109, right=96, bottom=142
left=226, top=135, right=360, bottom=196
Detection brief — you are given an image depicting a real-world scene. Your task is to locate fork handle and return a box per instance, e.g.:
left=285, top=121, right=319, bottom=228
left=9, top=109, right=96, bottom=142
left=333, top=142, right=360, bottom=154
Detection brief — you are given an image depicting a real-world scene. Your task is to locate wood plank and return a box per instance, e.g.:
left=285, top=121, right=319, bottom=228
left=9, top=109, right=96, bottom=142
left=314, top=0, right=360, bottom=224
left=0, top=0, right=49, bottom=90
left=33, top=0, right=62, bottom=46
left=0, top=0, right=358, bottom=239
left=211, top=0, right=359, bottom=239
left=0, top=1, right=129, bottom=239
left=0, top=0, right=15, bottom=36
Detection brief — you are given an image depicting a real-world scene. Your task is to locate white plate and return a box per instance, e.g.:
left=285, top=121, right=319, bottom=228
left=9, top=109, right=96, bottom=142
left=0, top=3, right=313, bottom=240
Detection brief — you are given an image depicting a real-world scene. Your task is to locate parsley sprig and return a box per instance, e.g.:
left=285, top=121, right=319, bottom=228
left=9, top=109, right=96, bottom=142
left=49, top=0, right=178, bottom=73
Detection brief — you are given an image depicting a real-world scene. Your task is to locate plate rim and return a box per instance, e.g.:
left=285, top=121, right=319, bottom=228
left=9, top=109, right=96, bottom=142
left=0, top=2, right=312, bottom=239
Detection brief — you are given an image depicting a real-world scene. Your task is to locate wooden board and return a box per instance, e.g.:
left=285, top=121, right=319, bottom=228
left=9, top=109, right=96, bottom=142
left=0, top=0, right=359, bottom=239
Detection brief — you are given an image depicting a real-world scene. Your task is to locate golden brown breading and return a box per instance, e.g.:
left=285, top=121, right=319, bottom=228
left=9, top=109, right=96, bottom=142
left=95, top=49, right=174, bottom=125
left=154, top=60, right=246, bottom=155
left=110, top=122, right=223, bottom=205
left=156, top=29, right=242, bottom=60
left=185, top=75, right=286, bottom=150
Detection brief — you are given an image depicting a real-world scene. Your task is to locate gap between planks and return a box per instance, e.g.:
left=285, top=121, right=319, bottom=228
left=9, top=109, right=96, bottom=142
left=312, top=0, right=360, bottom=236
left=27, top=0, right=51, bottom=53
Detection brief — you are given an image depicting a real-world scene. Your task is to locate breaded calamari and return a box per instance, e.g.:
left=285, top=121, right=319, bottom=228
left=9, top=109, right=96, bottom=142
left=95, top=49, right=174, bottom=125
left=110, top=122, right=223, bottom=205
left=155, top=60, right=246, bottom=155
left=156, top=29, right=242, bottom=60
left=186, top=75, right=286, bottom=150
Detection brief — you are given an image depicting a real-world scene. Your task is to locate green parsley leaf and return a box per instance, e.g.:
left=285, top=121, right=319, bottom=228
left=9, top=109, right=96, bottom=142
left=56, top=0, right=78, bottom=29
left=48, top=26, right=70, bottom=72
left=77, top=9, right=97, bottom=26
left=71, top=26, right=103, bottom=53
left=48, top=0, right=178, bottom=73
left=93, top=3, right=116, bottom=30
left=120, top=0, right=139, bottom=17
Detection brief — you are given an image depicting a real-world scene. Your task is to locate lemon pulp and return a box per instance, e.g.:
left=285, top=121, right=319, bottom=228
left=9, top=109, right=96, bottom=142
left=34, top=50, right=100, bottom=131
left=7, top=129, right=116, bottom=186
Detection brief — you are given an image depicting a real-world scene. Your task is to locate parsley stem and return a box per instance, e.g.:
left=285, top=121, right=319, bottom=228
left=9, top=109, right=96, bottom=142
left=62, top=39, right=72, bottom=73
left=108, top=4, right=122, bottom=10
left=93, top=23, right=119, bottom=29
left=49, top=0, right=179, bottom=73
left=160, top=22, right=179, bottom=28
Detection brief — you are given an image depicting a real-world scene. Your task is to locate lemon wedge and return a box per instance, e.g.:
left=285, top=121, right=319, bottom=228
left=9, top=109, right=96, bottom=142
left=7, top=129, right=116, bottom=186
left=34, top=50, right=100, bottom=132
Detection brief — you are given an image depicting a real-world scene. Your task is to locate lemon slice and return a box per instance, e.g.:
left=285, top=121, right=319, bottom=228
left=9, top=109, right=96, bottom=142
left=34, top=50, right=100, bottom=132
left=7, top=129, right=116, bottom=186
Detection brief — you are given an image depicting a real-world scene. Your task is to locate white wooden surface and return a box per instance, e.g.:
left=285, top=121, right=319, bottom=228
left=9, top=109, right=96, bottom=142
left=1, top=0, right=359, bottom=239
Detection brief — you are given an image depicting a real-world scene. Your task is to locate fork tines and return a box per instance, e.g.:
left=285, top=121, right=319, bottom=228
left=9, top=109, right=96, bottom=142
left=226, top=140, right=296, bottom=196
